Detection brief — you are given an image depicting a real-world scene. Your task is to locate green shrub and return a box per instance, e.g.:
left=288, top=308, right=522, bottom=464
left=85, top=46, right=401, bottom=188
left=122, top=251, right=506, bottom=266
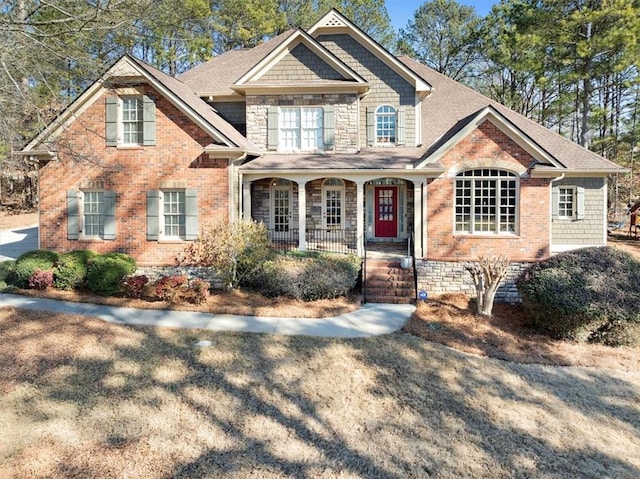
left=0, top=260, right=16, bottom=290
left=516, top=247, right=640, bottom=346
left=9, top=250, right=60, bottom=288
left=247, top=252, right=361, bottom=301
left=86, top=253, right=137, bottom=296
left=53, top=250, right=97, bottom=290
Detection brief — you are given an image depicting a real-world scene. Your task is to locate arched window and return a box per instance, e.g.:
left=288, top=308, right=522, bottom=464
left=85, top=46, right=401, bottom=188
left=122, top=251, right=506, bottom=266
left=375, top=105, right=396, bottom=144
left=323, top=178, right=345, bottom=230
left=455, top=169, right=518, bottom=234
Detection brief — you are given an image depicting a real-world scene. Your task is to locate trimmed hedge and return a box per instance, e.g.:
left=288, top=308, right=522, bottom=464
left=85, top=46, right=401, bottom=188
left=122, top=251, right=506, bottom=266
left=86, top=253, right=137, bottom=296
left=8, top=250, right=59, bottom=288
left=516, top=247, right=640, bottom=346
left=246, top=251, right=361, bottom=301
left=53, top=250, right=98, bottom=290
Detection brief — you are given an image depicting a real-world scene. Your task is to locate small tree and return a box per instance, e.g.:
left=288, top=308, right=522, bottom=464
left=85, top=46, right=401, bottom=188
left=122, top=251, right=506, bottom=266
left=465, top=255, right=510, bottom=316
left=176, top=220, right=271, bottom=289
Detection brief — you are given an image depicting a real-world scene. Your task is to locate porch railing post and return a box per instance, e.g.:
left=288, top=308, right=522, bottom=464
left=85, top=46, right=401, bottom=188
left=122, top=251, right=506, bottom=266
left=356, top=180, right=365, bottom=257
left=297, top=180, right=307, bottom=251
left=413, top=179, right=425, bottom=258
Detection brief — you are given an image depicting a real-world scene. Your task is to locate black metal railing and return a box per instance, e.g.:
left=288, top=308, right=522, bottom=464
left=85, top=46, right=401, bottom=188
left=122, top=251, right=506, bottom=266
left=268, top=229, right=358, bottom=255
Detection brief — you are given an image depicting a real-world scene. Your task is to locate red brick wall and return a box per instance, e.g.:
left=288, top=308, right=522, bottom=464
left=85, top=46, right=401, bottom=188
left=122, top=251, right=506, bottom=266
left=426, top=121, right=551, bottom=262
left=38, top=85, right=229, bottom=266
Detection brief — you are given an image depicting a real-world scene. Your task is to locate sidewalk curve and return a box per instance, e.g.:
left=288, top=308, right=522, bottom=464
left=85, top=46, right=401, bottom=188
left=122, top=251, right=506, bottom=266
left=0, top=293, right=415, bottom=338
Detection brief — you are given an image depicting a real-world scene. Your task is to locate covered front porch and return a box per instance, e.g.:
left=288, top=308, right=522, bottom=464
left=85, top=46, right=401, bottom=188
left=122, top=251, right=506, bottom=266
left=239, top=172, right=427, bottom=258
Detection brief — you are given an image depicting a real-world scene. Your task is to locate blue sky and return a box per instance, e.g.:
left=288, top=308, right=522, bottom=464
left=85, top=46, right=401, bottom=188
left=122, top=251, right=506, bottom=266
left=385, top=0, right=495, bottom=31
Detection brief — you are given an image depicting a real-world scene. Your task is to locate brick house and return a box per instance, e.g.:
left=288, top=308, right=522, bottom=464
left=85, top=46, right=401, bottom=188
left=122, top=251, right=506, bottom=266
left=21, top=10, right=623, bottom=301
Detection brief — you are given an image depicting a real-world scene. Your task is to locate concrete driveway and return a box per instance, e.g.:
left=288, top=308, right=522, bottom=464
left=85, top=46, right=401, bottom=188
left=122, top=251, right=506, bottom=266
left=0, top=225, right=38, bottom=261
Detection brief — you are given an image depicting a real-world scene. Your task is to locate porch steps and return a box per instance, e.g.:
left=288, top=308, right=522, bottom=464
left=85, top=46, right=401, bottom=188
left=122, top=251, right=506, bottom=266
left=364, top=259, right=416, bottom=304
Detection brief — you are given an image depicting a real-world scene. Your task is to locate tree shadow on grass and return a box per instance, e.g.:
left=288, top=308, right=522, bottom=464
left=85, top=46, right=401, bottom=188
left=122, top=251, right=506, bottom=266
left=1, top=307, right=639, bottom=478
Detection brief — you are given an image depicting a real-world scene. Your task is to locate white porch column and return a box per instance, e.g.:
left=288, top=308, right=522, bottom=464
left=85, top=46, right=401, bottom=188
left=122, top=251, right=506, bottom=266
left=241, top=178, right=252, bottom=220
left=356, top=181, right=365, bottom=257
left=297, top=180, right=307, bottom=251
left=413, top=180, right=425, bottom=258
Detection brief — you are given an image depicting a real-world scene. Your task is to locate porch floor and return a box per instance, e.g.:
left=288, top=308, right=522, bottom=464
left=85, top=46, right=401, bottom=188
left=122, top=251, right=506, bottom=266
left=366, top=240, right=410, bottom=259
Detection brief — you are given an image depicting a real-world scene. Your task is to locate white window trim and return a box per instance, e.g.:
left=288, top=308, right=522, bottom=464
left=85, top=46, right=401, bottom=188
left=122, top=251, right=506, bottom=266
left=453, top=169, right=520, bottom=236
left=78, top=189, right=105, bottom=239
left=278, top=106, right=324, bottom=153
left=557, top=186, right=576, bottom=220
left=322, top=178, right=345, bottom=230
left=118, top=96, right=144, bottom=146
left=159, top=189, right=186, bottom=240
left=271, top=182, right=292, bottom=233
left=375, top=104, right=397, bottom=147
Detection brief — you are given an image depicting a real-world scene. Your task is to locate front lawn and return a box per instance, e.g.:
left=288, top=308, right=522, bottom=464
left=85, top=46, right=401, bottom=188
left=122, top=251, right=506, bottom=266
left=1, top=306, right=639, bottom=478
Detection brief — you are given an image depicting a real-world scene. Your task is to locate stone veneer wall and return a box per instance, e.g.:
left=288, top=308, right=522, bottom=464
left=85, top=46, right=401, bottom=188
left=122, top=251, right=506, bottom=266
left=135, top=266, right=224, bottom=290
left=415, top=259, right=533, bottom=303
left=246, top=93, right=358, bottom=153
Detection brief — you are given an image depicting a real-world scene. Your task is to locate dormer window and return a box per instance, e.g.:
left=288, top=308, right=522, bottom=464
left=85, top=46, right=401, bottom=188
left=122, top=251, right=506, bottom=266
left=267, top=106, right=335, bottom=152
left=105, top=93, right=156, bottom=147
left=376, top=105, right=396, bottom=144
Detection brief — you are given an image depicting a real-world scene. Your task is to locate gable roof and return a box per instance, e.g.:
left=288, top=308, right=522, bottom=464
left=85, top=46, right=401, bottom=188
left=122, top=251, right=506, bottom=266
left=308, top=10, right=432, bottom=94
left=398, top=56, right=623, bottom=173
left=179, top=29, right=299, bottom=97
left=24, top=55, right=261, bottom=156
left=233, top=28, right=367, bottom=93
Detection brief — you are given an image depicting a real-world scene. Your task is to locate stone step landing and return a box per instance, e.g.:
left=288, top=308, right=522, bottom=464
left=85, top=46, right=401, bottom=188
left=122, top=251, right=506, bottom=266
left=364, top=259, right=415, bottom=304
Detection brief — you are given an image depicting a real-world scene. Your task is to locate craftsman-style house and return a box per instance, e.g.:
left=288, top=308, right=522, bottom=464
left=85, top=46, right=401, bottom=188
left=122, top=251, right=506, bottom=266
left=21, top=10, right=623, bottom=300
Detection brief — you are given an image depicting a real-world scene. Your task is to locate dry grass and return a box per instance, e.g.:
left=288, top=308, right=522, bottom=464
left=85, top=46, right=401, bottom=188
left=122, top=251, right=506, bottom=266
left=405, top=294, right=640, bottom=371
left=1, top=306, right=639, bottom=478
left=0, top=211, right=37, bottom=230
left=15, top=288, right=360, bottom=319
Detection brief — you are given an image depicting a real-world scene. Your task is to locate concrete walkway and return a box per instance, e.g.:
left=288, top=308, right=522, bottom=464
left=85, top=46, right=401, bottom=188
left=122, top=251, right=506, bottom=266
left=0, top=225, right=38, bottom=261
left=0, top=293, right=415, bottom=338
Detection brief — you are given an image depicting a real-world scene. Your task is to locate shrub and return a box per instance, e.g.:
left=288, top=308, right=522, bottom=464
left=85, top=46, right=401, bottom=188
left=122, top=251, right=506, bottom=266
left=53, top=250, right=97, bottom=290
left=155, top=275, right=188, bottom=303
left=247, top=252, right=361, bottom=301
left=8, top=250, right=60, bottom=288
left=177, top=220, right=272, bottom=289
left=0, top=260, right=16, bottom=290
left=123, top=275, right=149, bottom=299
left=184, top=278, right=210, bottom=305
left=28, top=269, right=54, bottom=290
left=516, top=247, right=640, bottom=346
left=86, top=253, right=137, bottom=296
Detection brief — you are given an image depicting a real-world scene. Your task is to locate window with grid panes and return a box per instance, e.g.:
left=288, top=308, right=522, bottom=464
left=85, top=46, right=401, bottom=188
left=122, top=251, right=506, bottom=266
left=121, top=97, right=143, bottom=145
left=163, top=191, right=185, bottom=238
left=323, top=178, right=344, bottom=229
left=375, top=105, right=396, bottom=144
left=455, top=169, right=518, bottom=234
left=558, top=187, right=574, bottom=218
left=83, top=191, right=104, bottom=237
left=279, top=107, right=322, bottom=151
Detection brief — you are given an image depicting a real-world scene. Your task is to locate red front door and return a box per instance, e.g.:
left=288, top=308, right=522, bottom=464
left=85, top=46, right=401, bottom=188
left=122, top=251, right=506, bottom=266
left=375, top=186, right=398, bottom=237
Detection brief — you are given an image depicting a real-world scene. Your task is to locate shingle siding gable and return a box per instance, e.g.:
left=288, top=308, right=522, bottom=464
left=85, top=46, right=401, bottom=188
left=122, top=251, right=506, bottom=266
left=260, top=43, right=347, bottom=81
left=317, top=34, right=416, bottom=147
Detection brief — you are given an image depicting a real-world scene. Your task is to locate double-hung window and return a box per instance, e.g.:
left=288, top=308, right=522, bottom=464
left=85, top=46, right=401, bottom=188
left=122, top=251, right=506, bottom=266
left=66, top=189, right=116, bottom=240
left=83, top=190, right=105, bottom=237
left=121, top=97, right=144, bottom=145
left=557, top=187, right=575, bottom=219
left=278, top=107, right=323, bottom=151
left=455, top=169, right=518, bottom=234
left=162, top=190, right=186, bottom=239
left=105, top=94, right=156, bottom=147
